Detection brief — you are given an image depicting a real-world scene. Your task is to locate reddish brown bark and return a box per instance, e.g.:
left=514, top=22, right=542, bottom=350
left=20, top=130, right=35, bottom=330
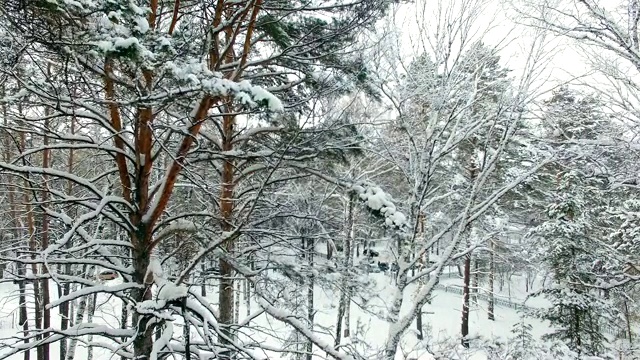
left=218, top=111, right=237, bottom=358
left=104, top=60, right=132, bottom=204
left=168, top=0, right=181, bottom=35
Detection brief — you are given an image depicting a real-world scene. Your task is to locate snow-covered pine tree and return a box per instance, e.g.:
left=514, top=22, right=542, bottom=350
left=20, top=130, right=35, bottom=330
left=526, top=86, right=631, bottom=358
left=508, top=313, right=537, bottom=359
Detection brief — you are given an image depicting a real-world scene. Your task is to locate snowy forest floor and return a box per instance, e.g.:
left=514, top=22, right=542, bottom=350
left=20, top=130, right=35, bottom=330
left=0, top=269, right=559, bottom=360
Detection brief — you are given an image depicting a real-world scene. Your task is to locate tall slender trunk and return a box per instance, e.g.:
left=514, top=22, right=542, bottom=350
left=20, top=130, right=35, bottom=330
left=219, top=112, right=237, bottom=359
left=201, top=262, right=207, bottom=297
left=461, top=157, right=478, bottom=348
left=472, top=256, right=479, bottom=305
left=21, top=131, right=42, bottom=353
left=245, top=278, right=251, bottom=318
left=416, top=213, right=425, bottom=339
left=624, top=299, right=633, bottom=344
left=306, top=237, right=314, bottom=360
left=234, top=273, right=241, bottom=325
left=86, top=292, right=97, bottom=360
left=40, top=107, right=51, bottom=360
left=3, top=91, right=29, bottom=360
left=19, top=265, right=29, bottom=360
left=65, top=287, right=88, bottom=360
left=334, top=298, right=345, bottom=347
left=337, top=193, right=355, bottom=341
left=461, top=254, right=471, bottom=348
left=416, top=310, right=423, bottom=340
left=488, top=239, right=495, bottom=321
left=60, top=113, right=75, bottom=360
left=120, top=297, right=129, bottom=360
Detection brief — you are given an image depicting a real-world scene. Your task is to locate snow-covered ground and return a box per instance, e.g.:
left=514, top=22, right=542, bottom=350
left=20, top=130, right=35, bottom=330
left=0, top=268, right=554, bottom=360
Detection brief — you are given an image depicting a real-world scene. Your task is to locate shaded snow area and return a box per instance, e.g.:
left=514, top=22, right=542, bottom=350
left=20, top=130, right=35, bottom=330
left=0, top=271, right=562, bottom=360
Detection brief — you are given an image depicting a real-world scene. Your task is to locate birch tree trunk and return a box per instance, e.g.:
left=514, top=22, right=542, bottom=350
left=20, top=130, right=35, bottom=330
left=86, top=292, right=97, bottom=360
left=65, top=290, right=88, bottom=360
left=336, top=193, right=355, bottom=343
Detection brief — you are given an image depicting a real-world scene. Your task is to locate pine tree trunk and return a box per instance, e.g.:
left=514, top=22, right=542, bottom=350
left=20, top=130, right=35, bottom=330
left=131, top=231, right=153, bottom=360
left=461, top=254, right=471, bottom=348
left=218, top=112, right=237, bottom=359
left=488, top=239, right=495, bottom=321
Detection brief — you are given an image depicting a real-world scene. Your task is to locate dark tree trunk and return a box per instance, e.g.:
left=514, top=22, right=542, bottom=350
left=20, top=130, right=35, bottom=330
left=488, top=240, right=495, bottom=321
left=120, top=297, right=129, bottom=360
left=201, top=262, right=207, bottom=297
left=624, top=299, right=633, bottom=344
left=416, top=308, right=423, bottom=340
left=461, top=254, right=471, bottom=348
left=132, top=235, right=153, bottom=360
left=306, top=237, right=314, bottom=360
left=335, top=298, right=345, bottom=347
left=472, top=256, right=479, bottom=305
left=19, top=264, right=29, bottom=360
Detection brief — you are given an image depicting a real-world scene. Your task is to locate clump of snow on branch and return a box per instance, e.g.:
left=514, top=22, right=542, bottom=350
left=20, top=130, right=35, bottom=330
left=157, top=283, right=188, bottom=302
left=164, top=60, right=284, bottom=111
left=154, top=219, right=197, bottom=242
left=349, top=181, right=408, bottom=229
left=145, top=259, right=189, bottom=301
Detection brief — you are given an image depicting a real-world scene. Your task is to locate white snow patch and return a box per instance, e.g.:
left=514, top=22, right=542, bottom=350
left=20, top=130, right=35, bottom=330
left=158, top=283, right=188, bottom=302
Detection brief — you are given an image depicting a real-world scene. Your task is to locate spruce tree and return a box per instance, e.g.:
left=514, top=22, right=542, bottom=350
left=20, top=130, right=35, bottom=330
left=529, top=87, right=622, bottom=358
